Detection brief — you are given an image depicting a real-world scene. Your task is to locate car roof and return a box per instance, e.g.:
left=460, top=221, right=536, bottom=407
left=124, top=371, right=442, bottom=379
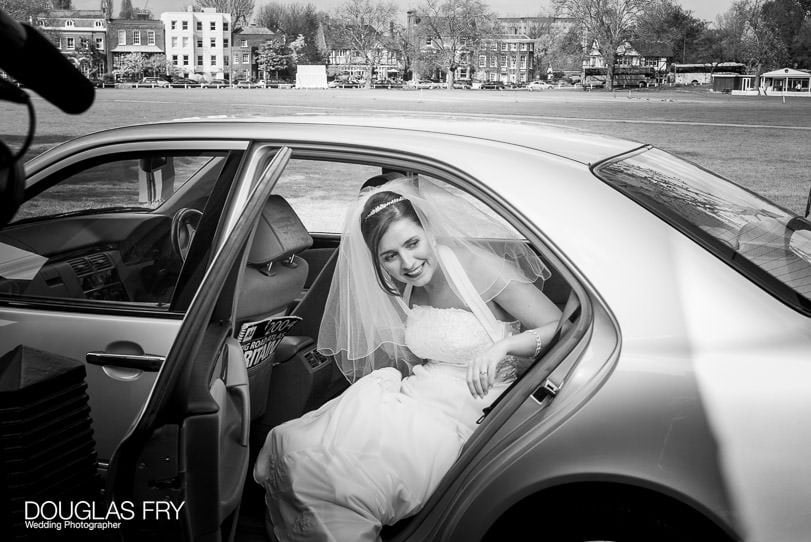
left=27, top=115, right=643, bottom=168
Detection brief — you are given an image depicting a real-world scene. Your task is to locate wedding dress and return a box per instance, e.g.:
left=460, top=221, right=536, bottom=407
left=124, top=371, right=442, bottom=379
left=254, top=302, right=520, bottom=542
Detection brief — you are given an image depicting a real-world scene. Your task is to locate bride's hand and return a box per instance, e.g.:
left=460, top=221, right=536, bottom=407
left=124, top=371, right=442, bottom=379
left=468, top=342, right=508, bottom=399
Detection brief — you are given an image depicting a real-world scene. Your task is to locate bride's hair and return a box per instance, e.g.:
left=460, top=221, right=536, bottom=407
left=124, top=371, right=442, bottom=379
left=360, top=191, right=422, bottom=296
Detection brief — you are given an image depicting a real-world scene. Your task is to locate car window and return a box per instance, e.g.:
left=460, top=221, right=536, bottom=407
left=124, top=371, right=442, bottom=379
left=271, top=158, right=523, bottom=239
left=14, top=153, right=219, bottom=222
left=0, top=151, right=230, bottom=308
left=595, top=147, right=811, bottom=314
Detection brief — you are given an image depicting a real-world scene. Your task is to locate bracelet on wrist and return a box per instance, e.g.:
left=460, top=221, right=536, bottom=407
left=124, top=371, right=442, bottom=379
left=525, top=328, right=543, bottom=358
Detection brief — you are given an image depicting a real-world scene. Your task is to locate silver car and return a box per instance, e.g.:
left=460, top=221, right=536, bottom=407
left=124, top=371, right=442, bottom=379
left=2, top=117, right=809, bottom=541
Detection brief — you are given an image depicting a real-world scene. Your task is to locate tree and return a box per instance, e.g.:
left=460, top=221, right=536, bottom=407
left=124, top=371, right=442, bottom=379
left=635, top=0, right=705, bottom=63
left=0, top=0, right=50, bottom=22
left=554, top=0, right=646, bottom=90
left=255, top=39, right=288, bottom=80
left=332, top=0, right=398, bottom=88
left=525, top=12, right=582, bottom=78
left=716, top=0, right=788, bottom=81
left=255, top=3, right=327, bottom=64
left=119, top=0, right=134, bottom=19
left=145, top=54, right=168, bottom=77
left=416, top=0, right=496, bottom=89
left=117, top=52, right=148, bottom=80
left=194, top=0, right=255, bottom=29
left=75, top=41, right=105, bottom=76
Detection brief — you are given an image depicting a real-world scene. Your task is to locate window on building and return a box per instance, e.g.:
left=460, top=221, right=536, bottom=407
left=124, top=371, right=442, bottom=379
left=210, top=21, right=216, bottom=31
left=96, top=36, right=104, bottom=50
left=223, top=21, right=229, bottom=31
left=234, top=54, right=240, bottom=64
left=210, top=38, right=216, bottom=47
left=182, top=21, right=188, bottom=30
left=224, top=56, right=229, bottom=66
left=182, top=36, right=189, bottom=47
left=197, top=55, right=203, bottom=66
left=479, top=55, right=486, bottom=68
left=520, top=43, right=527, bottom=51
left=94, top=20, right=103, bottom=28
left=183, top=55, right=189, bottom=65
left=171, top=20, right=177, bottom=30
left=242, top=53, right=249, bottom=64
left=133, top=32, right=141, bottom=45
left=197, top=38, right=203, bottom=47
left=223, top=39, right=229, bottom=48
left=147, top=31, right=155, bottom=45
left=65, top=20, right=74, bottom=27
left=55, top=37, right=61, bottom=49
left=426, top=38, right=432, bottom=46
left=172, top=54, right=178, bottom=65
left=66, top=37, right=75, bottom=49
left=196, top=21, right=202, bottom=31
left=501, top=42, right=507, bottom=51
left=520, top=54, right=526, bottom=69
left=510, top=43, right=517, bottom=51
left=210, top=55, right=216, bottom=65
left=171, top=36, right=178, bottom=48
left=241, top=39, right=247, bottom=47
left=500, top=54, right=506, bottom=65
left=118, top=30, right=126, bottom=45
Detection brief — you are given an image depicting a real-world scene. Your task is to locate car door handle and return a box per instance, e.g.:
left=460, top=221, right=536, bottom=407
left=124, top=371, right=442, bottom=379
left=86, top=351, right=165, bottom=372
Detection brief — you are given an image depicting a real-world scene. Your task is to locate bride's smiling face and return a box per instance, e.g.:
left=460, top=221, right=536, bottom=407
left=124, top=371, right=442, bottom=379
left=377, top=217, right=436, bottom=287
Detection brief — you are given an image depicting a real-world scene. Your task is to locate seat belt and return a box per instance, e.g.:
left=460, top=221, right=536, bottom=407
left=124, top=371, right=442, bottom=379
left=534, top=290, right=582, bottom=400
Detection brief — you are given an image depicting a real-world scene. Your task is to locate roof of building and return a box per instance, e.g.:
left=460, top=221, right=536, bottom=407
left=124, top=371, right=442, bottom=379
left=629, top=40, right=673, bottom=58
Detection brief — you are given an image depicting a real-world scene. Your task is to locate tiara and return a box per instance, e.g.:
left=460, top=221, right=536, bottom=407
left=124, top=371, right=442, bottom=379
left=364, top=197, right=405, bottom=220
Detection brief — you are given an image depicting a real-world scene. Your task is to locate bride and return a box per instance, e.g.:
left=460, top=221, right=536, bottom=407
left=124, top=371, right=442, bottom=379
left=253, top=177, right=561, bottom=541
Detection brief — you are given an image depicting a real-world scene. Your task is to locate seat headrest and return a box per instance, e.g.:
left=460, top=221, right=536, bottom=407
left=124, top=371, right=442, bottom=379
left=248, top=195, right=313, bottom=266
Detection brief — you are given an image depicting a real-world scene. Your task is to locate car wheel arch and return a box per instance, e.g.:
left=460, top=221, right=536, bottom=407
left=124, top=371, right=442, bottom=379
left=479, top=480, right=738, bottom=541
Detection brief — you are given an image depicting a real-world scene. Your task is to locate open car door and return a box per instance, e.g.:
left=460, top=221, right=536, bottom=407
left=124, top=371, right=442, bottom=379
left=106, top=146, right=292, bottom=541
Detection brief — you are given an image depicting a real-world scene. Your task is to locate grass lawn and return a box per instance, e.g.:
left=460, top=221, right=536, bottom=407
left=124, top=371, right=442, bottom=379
left=2, top=85, right=809, bottom=214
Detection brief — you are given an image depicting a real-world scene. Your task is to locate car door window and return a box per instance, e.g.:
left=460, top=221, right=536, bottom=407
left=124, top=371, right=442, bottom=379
left=0, top=151, right=230, bottom=308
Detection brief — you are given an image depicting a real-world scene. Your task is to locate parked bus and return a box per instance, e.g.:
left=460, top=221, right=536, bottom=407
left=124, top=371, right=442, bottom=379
left=669, top=63, right=747, bottom=86
left=582, top=66, right=656, bottom=89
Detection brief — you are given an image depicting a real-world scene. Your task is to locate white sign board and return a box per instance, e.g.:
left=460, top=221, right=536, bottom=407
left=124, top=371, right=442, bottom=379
left=296, top=65, right=328, bottom=89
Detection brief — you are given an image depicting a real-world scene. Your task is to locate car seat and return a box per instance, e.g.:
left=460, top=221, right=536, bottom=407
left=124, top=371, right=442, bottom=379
left=235, top=195, right=312, bottom=420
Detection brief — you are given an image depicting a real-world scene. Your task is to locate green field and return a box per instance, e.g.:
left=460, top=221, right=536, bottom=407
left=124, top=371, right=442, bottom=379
left=2, top=85, right=810, bottom=213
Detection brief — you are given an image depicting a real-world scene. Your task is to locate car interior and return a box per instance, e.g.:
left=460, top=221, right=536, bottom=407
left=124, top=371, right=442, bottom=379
left=0, top=148, right=576, bottom=541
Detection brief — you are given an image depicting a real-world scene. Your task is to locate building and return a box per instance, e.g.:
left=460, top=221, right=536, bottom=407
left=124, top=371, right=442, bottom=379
left=584, top=39, right=672, bottom=87
left=498, top=16, right=576, bottom=37
left=107, top=11, right=165, bottom=79
left=323, top=24, right=401, bottom=81
left=160, top=7, right=231, bottom=81
left=232, top=25, right=277, bottom=82
left=36, top=10, right=109, bottom=76
left=477, top=35, right=534, bottom=84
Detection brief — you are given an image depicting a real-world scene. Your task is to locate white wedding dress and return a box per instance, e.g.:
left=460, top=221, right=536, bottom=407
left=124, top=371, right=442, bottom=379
left=254, top=303, right=520, bottom=542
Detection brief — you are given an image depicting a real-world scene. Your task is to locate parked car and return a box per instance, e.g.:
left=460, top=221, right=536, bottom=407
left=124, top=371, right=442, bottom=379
left=527, top=80, right=554, bottom=91
left=479, top=81, right=505, bottom=90
left=139, top=76, right=170, bottom=87
left=201, top=78, right=230, bottom=88
left=452, top=79, right=472, bottom=90
left=236, top=78, right=266, bottom=88
left=169, top=77, right=200, bottom=87
left=413, top=79, right=444, bottom=89
left=372, top=79, right=403, bottom=89
left=88, top=74, right=116, bottom=88
left=5, top=116, right=810, bottom=541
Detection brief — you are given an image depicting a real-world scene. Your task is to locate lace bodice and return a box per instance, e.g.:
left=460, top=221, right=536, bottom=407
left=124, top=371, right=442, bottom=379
left=405, top=305, right=520, bottom=369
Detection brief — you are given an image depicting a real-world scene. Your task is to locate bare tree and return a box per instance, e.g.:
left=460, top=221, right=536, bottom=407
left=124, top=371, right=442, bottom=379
left=416, top=0, right=496, bottom=88
left=332, top=0, right=398, bottom=88
left=195, top=0, right=255, bottom=28
left=554, top=0, right=645, bottom=89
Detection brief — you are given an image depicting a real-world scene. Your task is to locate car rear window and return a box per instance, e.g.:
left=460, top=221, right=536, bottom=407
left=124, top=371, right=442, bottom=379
left=594, top=147, right=811, bottom=315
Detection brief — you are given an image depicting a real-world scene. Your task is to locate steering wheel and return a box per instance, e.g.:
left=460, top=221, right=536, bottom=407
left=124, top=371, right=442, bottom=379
left=170, top=208, right=203, bottom=261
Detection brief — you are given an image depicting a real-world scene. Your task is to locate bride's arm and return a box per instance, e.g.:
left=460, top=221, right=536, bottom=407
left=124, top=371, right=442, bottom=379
left=467, top=281, right=561, bottom=398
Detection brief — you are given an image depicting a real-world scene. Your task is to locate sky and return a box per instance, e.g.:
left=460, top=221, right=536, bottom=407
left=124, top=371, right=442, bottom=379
left=73, top=0, right=736, bottom=23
